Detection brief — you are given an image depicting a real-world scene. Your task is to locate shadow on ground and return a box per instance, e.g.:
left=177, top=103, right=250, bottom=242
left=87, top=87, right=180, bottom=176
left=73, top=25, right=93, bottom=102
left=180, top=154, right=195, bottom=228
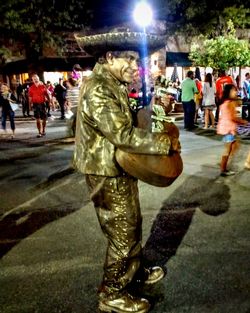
left=0, top=169, right=89, bottom=259
left=135, top=169, right=231, bottom=310
left=143, top=171, right=230, bottom=267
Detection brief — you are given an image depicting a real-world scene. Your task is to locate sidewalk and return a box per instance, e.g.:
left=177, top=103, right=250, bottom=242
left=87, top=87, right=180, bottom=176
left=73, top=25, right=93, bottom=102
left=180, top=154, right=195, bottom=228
left=0, top=107, right=250, bottom=313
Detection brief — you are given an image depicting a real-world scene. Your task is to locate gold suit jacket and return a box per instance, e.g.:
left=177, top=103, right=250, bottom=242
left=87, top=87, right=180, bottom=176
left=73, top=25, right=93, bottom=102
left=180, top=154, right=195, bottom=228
left=73, top=63, right=172, bottom=177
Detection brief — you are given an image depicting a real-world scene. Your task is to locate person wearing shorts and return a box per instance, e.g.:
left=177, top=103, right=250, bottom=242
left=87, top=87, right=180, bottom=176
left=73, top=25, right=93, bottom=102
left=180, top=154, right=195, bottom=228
left=33, top=103, right=47, bottom=120
left=29, top=74, right=52, bottom=137
left=217, top=84, right=247, bottom=176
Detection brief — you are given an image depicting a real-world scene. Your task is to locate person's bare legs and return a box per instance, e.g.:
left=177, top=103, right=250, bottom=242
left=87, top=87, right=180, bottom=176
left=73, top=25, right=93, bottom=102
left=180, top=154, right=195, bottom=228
left=42, top=118, right=46, bottom=135
left=220, top=140, right=240, bottom=175
left=36, top=119, right=42, bottom=135
left=245, top=151, right=250, bottom=169
left=209, top=110, right=215, bottom=128
left=204, top=109, right=209, bottom=128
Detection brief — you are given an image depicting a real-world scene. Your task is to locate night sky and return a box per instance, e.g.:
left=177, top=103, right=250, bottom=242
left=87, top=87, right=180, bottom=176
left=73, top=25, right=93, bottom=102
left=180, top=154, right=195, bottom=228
left=88, top=0, right=163, bottom=28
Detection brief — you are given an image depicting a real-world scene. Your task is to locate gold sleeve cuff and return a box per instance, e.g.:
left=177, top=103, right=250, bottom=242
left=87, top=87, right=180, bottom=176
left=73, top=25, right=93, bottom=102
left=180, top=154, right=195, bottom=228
left=154, top=133, right=171, bottom=155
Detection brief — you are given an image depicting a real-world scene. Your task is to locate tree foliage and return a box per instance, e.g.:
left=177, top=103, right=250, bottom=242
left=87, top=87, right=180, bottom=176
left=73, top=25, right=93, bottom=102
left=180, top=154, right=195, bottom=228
left=189, top=21, right=250, bottom=70
left=0, top=0, right=94, bottom=62
left=153, top=0, right=250, bottom=37
left=0, top=0, right=249, bottom=63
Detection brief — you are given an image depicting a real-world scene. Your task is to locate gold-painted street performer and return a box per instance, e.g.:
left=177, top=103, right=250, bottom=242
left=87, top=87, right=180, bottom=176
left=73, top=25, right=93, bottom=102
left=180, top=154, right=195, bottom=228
left=73, top=29, right=181, bottom=313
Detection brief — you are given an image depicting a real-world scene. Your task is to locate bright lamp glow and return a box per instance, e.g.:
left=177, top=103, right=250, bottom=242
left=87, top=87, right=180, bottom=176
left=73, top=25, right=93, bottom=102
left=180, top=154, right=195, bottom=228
left=133, top=2, right=153, bottom=28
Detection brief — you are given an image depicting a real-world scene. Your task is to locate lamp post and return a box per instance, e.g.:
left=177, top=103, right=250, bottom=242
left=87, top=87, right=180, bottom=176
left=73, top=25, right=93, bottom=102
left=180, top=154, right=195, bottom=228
left=133, top=1, right=153, bottom=107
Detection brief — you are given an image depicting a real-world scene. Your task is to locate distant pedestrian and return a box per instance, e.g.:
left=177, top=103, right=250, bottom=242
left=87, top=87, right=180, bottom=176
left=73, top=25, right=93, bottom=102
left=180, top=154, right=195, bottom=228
left=46, top=81, right=55, bottom=115
left=21, top=79, right=31, bottom=117
left=243, top=73, right=250, bottom=100
left=172, top=78, right=181, bottom=102
left=194, top=77, right=202, bottom=124
left=71, top=64, right=83, bottom=86
left=202, top=73, right=216, bottom=129
left=217, top=84, right=247, bottom=176
left=0, top=83, right=17, bottom=139
left=181, top=70, right=198, bottom=130
left=65, top=78, right=80, bottom=136
left=28, top=74, right=52, bottom=138
left=16, top=82, right=23, bottom=104
left=54, top=78, right=66, bottom=119
left=147, top=86, right=155, bottom=107
left=215, top=70, right=234, bottom=122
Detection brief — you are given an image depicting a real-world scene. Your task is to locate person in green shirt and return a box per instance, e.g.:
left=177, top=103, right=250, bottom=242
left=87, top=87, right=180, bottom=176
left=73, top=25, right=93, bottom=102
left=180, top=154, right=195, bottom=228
left=181, top=71, right=198, bottom=130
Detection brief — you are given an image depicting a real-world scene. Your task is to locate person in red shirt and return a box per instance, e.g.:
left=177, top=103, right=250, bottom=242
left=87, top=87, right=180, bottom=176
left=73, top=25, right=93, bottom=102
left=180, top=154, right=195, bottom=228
left=215, top=70, right=234, bottom=121
left=28, top=74, right=52, bottom=137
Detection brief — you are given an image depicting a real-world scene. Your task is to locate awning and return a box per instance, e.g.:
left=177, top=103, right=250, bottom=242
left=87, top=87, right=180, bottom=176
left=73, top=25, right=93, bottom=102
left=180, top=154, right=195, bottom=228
left=166, top=52, right=192, bottom=67
left=2, top=57, right=95, bottom=75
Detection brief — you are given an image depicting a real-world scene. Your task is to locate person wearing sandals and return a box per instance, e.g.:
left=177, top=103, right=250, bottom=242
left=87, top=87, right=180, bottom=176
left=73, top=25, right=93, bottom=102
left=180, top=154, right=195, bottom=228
left=202, top=73, right=216, bottom=129
left=217, top=84, right=247, bottom=176
left=28, top=73, right=52, bottom=138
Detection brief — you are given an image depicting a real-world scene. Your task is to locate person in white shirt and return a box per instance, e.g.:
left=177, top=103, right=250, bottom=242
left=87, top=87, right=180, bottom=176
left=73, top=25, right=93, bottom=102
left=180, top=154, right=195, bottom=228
left=65, top=78, right=80, bottom=136
left=202, top=73, right=216, bottom=129
left=243, top=73, right=250, bottom=100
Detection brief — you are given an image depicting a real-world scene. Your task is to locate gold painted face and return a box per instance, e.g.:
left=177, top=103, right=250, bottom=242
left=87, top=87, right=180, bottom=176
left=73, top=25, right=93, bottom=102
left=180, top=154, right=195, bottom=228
left=107, top=51, right=139, bottom=84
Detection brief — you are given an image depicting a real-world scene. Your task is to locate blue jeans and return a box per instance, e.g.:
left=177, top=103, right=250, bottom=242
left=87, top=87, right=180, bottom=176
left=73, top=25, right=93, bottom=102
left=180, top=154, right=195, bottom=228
left=1, top=110, right=15, bottom=131
left=182, top=100, right=196, bottom=129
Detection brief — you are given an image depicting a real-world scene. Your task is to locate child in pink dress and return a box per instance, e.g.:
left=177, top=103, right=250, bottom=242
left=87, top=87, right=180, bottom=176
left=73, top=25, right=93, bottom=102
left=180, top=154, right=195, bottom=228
left=217, top=84, right=247, bottom=176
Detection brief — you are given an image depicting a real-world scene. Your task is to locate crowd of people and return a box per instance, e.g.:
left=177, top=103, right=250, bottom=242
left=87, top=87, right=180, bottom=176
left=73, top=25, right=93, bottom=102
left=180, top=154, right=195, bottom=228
left=0, top=64, right=83, bottom=138
left=1, top=67, right=249, bottom=174
left=179, top=69, right=250, bottom=175
left=128, top=70, right=250, bottom=126
left=126, top=68, right=250, bottom=176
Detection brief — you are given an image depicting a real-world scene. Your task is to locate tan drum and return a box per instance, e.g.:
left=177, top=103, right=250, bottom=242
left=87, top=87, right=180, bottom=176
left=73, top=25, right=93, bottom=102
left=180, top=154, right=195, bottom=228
left=115, top=109, right=183, bottom=187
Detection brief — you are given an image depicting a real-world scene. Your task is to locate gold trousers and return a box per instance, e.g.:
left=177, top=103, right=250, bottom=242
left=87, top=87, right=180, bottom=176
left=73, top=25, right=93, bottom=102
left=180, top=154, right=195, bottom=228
left=86, top=174, right=142, bottom=295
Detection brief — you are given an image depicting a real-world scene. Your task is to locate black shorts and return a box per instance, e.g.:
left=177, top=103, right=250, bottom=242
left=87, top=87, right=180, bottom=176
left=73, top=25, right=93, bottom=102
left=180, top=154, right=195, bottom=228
left=33, top=103, right=47, bottom=119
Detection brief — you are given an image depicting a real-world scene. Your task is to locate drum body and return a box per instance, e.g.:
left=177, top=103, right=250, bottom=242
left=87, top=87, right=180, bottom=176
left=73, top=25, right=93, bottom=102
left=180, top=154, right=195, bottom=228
left=116, top=149, right=183, bottom=187
left=115, top=109, right=183, bottom=187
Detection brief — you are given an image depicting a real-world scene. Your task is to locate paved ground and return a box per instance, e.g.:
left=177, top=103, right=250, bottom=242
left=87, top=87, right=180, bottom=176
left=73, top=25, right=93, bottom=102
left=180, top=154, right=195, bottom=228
left=0, top=108, right=250, bottom=313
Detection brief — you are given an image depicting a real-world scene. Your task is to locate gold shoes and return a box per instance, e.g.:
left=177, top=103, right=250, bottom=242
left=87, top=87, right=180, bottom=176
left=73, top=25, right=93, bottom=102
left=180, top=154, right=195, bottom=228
left=99, top=291, right=150, bottom=313
left=144, top=266, right=165, bottom=285
left=98, top=266, right=165, bottom=312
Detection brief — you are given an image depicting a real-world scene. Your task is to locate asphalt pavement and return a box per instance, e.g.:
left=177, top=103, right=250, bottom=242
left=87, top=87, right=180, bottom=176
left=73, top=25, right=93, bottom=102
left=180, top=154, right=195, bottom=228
left=0, top=107, right=250, bottom=313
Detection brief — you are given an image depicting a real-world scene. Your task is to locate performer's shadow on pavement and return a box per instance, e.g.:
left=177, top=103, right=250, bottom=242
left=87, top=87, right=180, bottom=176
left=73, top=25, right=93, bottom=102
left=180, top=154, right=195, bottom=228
left=137, top=168, right=231, bottom=308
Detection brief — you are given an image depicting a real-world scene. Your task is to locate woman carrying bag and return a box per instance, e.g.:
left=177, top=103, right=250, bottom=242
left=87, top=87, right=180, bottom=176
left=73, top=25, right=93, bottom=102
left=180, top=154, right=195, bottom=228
left=0, top=83, right=17, bottom=139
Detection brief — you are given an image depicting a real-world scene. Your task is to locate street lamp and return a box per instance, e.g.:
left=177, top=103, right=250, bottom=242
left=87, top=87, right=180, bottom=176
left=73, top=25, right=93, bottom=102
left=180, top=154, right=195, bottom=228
left=133, top=1, right=153, bottom=107
left=133, top=1, right=153, bottom=30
